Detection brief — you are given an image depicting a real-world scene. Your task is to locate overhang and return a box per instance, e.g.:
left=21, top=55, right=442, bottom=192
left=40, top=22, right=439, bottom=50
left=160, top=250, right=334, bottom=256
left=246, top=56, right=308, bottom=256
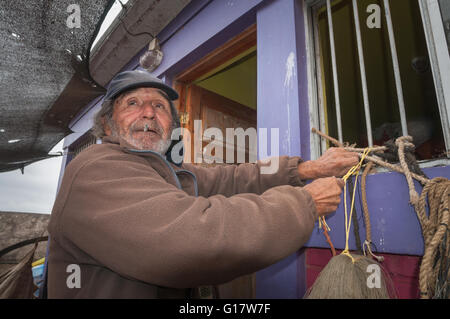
left=0, top=0, right=112, bottom=172
left=0, top=0, right=191, bottom=173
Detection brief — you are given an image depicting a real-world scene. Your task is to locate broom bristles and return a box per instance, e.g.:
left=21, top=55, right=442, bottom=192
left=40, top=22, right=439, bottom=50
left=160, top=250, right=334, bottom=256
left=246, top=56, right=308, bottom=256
left=305, top=254, right=395, bottom=299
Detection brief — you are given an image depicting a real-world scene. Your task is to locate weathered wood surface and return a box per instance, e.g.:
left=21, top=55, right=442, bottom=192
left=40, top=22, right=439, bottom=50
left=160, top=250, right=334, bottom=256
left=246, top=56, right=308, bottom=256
left=0, top=212, right=49, bottom=273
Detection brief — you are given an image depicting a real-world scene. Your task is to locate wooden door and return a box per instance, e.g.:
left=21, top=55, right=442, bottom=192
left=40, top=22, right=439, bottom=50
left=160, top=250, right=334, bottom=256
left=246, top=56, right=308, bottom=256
left=171, top=24, right=258, bottom=299
left=181, top=84, right=257, bottom=165
left=176, top=84, right=257, bottom=298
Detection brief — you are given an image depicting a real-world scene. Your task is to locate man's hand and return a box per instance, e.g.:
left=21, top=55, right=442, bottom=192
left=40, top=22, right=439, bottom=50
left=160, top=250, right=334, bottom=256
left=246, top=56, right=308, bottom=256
left=298, top=147, right=359, bottom=180
left=303, top=177, right=345, bottom=217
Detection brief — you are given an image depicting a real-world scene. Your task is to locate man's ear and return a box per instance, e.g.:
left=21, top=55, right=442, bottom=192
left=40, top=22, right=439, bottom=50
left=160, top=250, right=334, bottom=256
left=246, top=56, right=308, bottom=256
left=102, top=117, right=112, bottom=136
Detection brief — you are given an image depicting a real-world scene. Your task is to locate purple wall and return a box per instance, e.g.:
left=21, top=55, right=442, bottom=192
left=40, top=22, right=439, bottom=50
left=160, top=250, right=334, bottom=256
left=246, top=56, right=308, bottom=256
left=125, top=0, right=264, bottom=80
left=305, top=165, right=450, bottom=256
left=256, top=0, right=308, bottom=299
left=255, top=0, right=450, bottom=298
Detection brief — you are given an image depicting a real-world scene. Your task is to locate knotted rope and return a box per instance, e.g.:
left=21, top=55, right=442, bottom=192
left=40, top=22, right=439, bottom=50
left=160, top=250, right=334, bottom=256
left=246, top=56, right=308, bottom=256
left=396, top=136, right=421, bottom=206
left=341, top=148, right=372, bottom=263
left=383, top=136, right=449, bottom=298
left=312, top=128, right=449, bottom=299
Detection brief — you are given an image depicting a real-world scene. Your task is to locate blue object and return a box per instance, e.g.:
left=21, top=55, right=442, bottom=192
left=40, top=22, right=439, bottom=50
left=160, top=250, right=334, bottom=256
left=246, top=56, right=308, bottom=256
left=32, top=264, right=45, bottom=298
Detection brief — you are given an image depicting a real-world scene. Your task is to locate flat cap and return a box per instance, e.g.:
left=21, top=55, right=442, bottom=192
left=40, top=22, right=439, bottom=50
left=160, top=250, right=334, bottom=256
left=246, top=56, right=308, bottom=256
left=104, top=70, right=179, bottom=101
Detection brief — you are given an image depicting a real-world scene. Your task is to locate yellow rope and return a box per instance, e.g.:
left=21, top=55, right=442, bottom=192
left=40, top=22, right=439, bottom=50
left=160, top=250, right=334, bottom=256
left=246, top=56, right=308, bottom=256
left=319, top=216, right=331, bottom=232
left=341, top=148, right=371, bottom=263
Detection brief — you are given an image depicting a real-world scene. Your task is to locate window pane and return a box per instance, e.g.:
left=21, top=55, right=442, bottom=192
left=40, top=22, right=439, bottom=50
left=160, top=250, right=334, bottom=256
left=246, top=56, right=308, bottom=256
left=317, top=0, right=446, bottom=160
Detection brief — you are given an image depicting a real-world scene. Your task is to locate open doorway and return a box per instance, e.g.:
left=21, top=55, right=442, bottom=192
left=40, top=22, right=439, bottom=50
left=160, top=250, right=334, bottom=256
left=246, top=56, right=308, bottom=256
left=174, top=24, right=257, bottom=165
left=173, top=24, right=257, bottom=299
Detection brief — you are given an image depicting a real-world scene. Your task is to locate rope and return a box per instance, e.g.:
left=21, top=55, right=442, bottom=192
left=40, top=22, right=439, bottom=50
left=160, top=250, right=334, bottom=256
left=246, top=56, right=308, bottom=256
left=341, top=148, right=371, bottom=263
left=311, top=128, right=429, bottom=184
left=415, top=177, right=449, bottom=298
left=344, top=146, right=387, bottom=153
left=312, top=128, right=450, bottom=299
left=392, top=137, right=449, bottom=299
left=321, top=221, right=336, bottom=257
left=396, top=136, right=420, bottom=206
left=347, top=176, right=362, bottom=253
left=361, top=153, right=429, bottom=185
left=311, top=127, right=343, bottom=148
left=361, top=162, right=384, bottom=262
left=319, top=210, right=335, bottom=256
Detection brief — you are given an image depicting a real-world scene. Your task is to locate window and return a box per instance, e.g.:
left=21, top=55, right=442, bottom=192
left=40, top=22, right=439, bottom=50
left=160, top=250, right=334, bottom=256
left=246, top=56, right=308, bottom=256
left=306, top=0, right=449, bottom=162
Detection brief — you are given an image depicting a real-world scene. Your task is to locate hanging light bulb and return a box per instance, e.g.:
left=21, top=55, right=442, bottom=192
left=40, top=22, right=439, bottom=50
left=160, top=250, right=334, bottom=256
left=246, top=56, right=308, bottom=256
left=139, top=38, right=163, bottom=72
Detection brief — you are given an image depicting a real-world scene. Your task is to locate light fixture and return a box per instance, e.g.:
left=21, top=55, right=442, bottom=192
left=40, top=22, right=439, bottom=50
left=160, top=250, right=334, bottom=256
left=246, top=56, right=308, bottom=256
left=0, top=128, right=5, bottom=133
left=139, top=38, right=163, bottom=72
left=113, top=1, right=161, bottom=72
left=8, top=139, right=21, bottom=144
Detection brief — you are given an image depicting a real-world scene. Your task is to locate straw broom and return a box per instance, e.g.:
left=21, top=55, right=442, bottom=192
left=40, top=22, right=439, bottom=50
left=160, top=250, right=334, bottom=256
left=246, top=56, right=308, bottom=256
left=309, top=128, right=449, bottom=298
left=305, top=148, right=392, bottom=299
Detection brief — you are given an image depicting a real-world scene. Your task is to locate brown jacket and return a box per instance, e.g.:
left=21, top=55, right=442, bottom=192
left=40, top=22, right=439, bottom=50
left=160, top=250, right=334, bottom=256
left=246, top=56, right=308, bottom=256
left=47, top=136, right=317, bottom=298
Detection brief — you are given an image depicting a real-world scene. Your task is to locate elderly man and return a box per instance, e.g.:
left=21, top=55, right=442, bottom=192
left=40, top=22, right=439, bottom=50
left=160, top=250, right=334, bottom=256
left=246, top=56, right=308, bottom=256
left=47, top=70, right=358, bottom=298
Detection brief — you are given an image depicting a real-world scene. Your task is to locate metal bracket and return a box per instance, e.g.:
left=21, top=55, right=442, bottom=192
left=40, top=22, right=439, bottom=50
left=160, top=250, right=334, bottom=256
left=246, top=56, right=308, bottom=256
left=180, top=112, right=189, bottom=125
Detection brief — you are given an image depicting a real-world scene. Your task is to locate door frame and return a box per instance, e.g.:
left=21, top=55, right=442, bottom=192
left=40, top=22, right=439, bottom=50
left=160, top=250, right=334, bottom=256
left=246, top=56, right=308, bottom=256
left=172, top=24, right=257, bottom=163
left=170, top=24, right=257, bottom=298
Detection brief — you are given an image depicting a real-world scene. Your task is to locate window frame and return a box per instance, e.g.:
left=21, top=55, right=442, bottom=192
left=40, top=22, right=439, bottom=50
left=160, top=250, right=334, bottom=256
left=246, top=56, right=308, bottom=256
left=304, top=0, right=450, bottom=164
left=418, top=0, right=450, bottom=154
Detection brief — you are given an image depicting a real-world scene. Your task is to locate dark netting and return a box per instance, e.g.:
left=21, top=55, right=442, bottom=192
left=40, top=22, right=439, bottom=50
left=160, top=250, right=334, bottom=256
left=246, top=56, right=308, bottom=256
left=0, top=0, right=113, bottom=172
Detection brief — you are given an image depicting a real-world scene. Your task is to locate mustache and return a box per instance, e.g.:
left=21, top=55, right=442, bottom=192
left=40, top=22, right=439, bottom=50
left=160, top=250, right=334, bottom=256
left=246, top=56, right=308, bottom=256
left=130, top=121, right=164, bottom=135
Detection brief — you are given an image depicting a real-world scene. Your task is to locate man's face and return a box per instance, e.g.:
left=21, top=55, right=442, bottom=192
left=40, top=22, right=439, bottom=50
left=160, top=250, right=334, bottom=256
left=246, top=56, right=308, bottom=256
left=106, top=87, right=174, bottom=152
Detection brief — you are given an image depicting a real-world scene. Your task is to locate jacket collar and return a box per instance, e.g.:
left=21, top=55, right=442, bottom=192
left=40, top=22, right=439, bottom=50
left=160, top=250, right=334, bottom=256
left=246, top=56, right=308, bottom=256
left=102, top=135, right=197, bottom=195
left=102, top=135, right=183, bottom=188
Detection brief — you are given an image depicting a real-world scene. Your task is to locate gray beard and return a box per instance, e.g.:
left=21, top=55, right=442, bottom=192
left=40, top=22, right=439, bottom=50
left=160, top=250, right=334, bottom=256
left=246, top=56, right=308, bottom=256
left=125, top=134, right=172, bottom=154
left=110, top=120, right=173, bottom=154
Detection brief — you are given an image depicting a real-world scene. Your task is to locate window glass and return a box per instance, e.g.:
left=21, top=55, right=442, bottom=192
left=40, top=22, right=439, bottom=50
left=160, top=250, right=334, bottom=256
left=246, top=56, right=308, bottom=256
left=316, top=0, right=446, bottom=160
